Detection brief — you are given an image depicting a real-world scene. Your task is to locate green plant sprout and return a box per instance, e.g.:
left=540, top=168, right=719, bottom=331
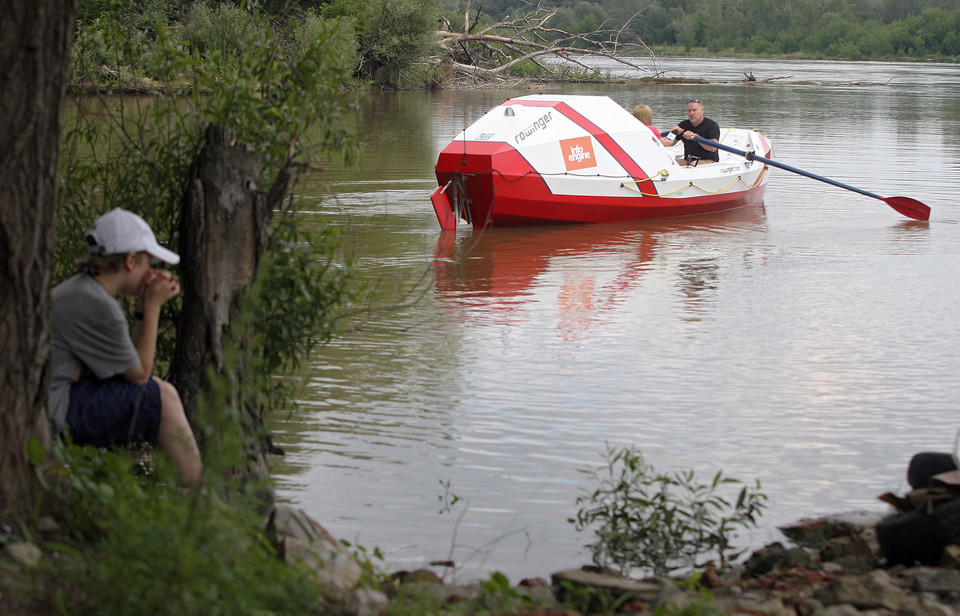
left=572, top=444, right=767, bottom=577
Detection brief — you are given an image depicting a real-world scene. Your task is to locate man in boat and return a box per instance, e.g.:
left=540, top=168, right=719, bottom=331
left=665, top=99, right=720, bottom=166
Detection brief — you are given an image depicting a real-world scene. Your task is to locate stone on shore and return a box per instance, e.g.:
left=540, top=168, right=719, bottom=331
left=264, top=504, right=362, bottom=592
left=2, top=542, right=42, bottom=568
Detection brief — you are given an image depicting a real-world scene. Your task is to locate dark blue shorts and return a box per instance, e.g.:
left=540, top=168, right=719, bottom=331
left=65, top=376, right=162, bottom=447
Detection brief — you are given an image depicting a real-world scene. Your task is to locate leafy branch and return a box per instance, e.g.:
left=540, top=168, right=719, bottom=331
left=572, top=444, right=768, bottom=577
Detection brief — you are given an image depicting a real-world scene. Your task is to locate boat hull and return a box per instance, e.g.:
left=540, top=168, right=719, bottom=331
left=432, top=94, right=771, bottom=229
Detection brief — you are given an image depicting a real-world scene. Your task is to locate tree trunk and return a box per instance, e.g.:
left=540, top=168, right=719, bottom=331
left=172, top=124, right=268, bottom=410
left=0, top=0, right=77, bottom=521
left=170, top=124, right=275, bottom=495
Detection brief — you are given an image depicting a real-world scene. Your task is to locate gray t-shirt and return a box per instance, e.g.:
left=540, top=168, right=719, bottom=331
left=49, top=274, right=141, bottom=434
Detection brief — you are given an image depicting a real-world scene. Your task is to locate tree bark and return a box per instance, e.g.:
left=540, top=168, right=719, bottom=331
left=171, top=124, right=278, bottom=495
left=0, top=0, right=77, bottom=521
left=171, top=124, right=268, bottom=414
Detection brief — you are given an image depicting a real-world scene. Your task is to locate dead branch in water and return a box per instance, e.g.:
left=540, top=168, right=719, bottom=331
left=434, top=0, right=663, bottom=85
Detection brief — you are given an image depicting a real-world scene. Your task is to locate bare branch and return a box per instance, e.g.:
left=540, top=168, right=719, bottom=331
left=434, top=0, right=659, bottom=85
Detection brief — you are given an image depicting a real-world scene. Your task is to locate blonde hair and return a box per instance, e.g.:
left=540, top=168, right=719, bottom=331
left=77, top=251, right=148, bottom=276
left=633, top=104, right=653, bottom=125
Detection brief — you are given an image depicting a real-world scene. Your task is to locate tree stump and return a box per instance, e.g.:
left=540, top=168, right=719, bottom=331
left=171, top=123, right=274, bottom=494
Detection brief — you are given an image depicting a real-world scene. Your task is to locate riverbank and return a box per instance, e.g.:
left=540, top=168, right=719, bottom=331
left=375, top=509, right=960, bottom=615
left=6, top=505, right=960, bottom=616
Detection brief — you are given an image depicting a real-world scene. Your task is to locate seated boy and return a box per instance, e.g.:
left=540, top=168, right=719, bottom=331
left=49, top=208, right=202, bottom=483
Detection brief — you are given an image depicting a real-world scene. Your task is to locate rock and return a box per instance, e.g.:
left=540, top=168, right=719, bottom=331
left=519, top=576, right=550, bottom=587
left=36, top=516, right=59, bottom=533
left=942, top=544, right=960, bottom=566
left=551, top=567, right=667, bottom=605
left=342, top=587, right=389, bottom=616
left=265, top=505, right=362, bottom=592
left=782, top=595, right=823, bottom=616
left=713, top=594, right=797, bottom=616
left=390, top=569, right=443, bottom=584
left=779, top=511, right=885, bottom=547
left=822, top=562, right=844, bottom=575
left=742, top=542, right=816, bottom=577
left=415, top=582, right=484, bottom=604
left=814, top=570, right=911, bottom=610
left=819, top=605, right=862, bottom=616
left=820, top=535, right=879, bottom=572
left=717, top=564, right=742, bottom=588
left=910, top=566, right=960, bottom=594
left=3, top=542, right=42, bottom=568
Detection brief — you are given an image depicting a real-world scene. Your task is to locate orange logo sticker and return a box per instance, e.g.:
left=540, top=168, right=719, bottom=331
left=560, top=137, right=597, bottom=172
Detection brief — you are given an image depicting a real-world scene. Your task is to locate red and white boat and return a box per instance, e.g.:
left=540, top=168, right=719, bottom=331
left=431, top=94, right=773, bottom=230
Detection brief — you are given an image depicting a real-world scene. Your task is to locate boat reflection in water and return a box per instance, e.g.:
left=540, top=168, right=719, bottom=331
left=433, top=205, right=769, bottom=337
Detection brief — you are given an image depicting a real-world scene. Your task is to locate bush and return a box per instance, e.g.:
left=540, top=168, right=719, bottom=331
left=288, top=11, right=358, bottom=79
left=46, top=6, right=361, bottom=613
left=60, top=3, right=360, bottom=409
left=39, top=443, right=326, bottom=616
left=359, top=0, right=439, bottom=86
left=572, top=445, right=767, bottom=576
left=70, top=0, right=185, bottom=85
left=177, top=3, right=262, bottom=72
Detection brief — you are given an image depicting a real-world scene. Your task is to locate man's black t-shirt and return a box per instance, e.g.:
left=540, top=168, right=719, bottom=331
left=678, top=117, right=721, bottom=162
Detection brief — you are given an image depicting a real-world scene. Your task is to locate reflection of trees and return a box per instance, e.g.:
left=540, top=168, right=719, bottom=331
left=310, top=91, right=437, bottom=183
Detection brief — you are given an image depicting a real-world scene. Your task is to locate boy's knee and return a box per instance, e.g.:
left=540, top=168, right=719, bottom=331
left=154, top=377, right=183, bottom=406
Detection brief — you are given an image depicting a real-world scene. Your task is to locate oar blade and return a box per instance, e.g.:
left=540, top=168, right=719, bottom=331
left=693, top=135, right=934, bottom=221
left=884, top=196, right=931, bottom=222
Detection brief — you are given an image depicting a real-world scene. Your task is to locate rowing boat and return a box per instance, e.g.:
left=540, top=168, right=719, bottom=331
left=430, top=94, right=772, bottom=230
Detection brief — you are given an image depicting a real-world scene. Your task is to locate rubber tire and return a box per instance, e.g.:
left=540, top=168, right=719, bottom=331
left=907, top=452, right=957, bottom=489
left=878, top=497, right=960, bottom=566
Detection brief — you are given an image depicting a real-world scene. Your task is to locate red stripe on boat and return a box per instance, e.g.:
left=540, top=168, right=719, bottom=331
left=504, top=99, right=656, bottom=194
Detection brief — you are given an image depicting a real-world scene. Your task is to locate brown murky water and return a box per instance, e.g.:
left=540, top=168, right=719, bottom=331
left=269, top=58, right=960, bottom=581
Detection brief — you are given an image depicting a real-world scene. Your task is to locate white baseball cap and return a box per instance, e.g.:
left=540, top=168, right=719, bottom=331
left=86, top=208, right=180, bottom=265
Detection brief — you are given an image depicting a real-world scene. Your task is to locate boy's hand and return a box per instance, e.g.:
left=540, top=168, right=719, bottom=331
left=141, top=268, right=180, bottom=307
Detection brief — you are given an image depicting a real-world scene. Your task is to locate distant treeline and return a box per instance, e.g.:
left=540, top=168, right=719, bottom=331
left=481, top=0, right=960, bottom=60
left=72, top=0, right=960, bottom=93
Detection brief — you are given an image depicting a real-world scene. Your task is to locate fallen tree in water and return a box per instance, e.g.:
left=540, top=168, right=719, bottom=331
left=434, top=0, right=663, bottom=84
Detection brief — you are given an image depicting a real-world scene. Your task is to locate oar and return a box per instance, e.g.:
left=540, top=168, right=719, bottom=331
left=691, top=135, right=931, bottom=221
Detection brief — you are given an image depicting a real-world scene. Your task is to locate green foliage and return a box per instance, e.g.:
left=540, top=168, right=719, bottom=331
left=43, top=5, right=363, bottom=616
left=51, top=4, right=366, bottom=610
left=384, top=570, right=545, bottom=615
left=39, top=443, right=325, bottom=616
left=178, top=2, right=261, bottom=69
left=555, top=579, right=629, bottom=615
left=71, top=0, right=187, bottom=85
left=359, top=0, right=439, bottom=86
left=341, top=539, right=387, bottom=587
left=437, top=478, right=461, bottom=513
left=60, top=4, right=358, bottom=366
left=475, top=571, right=541, bottom=612
left=288, top=10, right=358, bottom=77
left=652, top=598, right=726, bottom=616
left=504, top=59, right=547, bottom=77
left=443, top=0, right=960, bottom=61
left=320, top=0, right=369, bottom=31
left=77, top=0, right=182, bottom=27
left=572, top=445, right=767, bottom=577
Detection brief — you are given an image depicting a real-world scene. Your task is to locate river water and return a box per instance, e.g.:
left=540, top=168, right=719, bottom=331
left=267, top=57, right=960, bottom=582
